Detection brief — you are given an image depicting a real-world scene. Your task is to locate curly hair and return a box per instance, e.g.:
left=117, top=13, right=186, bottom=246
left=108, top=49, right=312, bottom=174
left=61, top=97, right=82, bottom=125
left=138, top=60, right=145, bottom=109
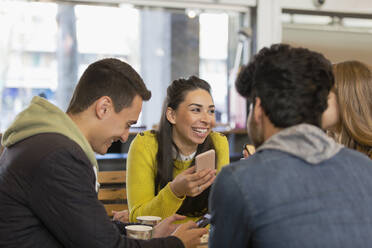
left=236, top=44, right=334, bottom=128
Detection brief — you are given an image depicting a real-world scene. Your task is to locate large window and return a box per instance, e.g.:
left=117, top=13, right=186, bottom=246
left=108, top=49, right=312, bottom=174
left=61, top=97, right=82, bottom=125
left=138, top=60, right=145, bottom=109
left=0, top=2, right=58, bottom=131
left=0, top=0, right=249, bottom=132
left=75, top=4, right=140, bottom=75
left=199, top=13, right=229, bottom=123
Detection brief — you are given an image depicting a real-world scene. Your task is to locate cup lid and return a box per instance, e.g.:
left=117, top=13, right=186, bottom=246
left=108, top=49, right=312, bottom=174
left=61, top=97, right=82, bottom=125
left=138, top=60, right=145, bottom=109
left=136, top=216, right=162, bottom=221
left=125, top=225, right=153, bottom=231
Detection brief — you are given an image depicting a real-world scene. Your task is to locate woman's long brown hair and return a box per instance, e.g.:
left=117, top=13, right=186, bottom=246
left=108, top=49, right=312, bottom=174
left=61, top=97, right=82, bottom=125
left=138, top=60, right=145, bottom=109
left=331, top=61, right=372, bottom=159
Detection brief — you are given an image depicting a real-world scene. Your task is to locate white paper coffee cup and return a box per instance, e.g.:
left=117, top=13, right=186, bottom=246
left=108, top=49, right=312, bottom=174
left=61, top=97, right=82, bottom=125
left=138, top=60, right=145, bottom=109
left=136, top=216, right=162, bottom=226
left=125, top=225, right=153, bottom=240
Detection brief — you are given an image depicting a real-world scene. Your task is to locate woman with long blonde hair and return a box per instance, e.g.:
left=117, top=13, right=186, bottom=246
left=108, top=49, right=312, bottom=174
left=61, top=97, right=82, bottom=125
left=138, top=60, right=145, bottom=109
left=322, top=60, right=372, bottom=159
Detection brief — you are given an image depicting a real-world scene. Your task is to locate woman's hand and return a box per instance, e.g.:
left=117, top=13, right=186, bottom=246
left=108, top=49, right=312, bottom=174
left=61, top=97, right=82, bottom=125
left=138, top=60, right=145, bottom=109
left=170, top=166, right=216, bottom=198
left=112, top=209, right=129, bottom=223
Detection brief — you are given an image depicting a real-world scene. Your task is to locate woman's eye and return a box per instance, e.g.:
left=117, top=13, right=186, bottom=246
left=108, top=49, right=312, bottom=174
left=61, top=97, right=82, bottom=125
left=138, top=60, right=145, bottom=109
left=209, top=109, right=215, bottom=114
left=191, top=108, right=201, bottom=112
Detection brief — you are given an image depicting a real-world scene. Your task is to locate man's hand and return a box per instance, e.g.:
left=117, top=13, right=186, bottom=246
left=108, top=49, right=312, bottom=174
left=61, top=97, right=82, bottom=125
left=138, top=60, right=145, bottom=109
left=112, top=210, right=129, bottom=223
left=152, top=214, right=185, bottom=238
left=172, top=221, right=208, bottom=248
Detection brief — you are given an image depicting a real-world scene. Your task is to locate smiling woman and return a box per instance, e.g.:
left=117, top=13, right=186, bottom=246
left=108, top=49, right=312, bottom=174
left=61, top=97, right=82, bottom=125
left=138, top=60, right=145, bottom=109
left=166, top=88, right=216, bottom=152
left=121, top=76, right=230, bottom=223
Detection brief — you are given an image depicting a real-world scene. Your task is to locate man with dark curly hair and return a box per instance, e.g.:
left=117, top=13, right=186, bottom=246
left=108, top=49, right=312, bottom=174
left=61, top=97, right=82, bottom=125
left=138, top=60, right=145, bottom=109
left=209, top=44, right=372, bottom=247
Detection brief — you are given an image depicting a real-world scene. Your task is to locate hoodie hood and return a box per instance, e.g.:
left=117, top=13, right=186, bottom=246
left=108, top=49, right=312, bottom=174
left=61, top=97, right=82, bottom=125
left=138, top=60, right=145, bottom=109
left=256, top=124, right=343, bottom=164
left=2, top=96, right=98, bottom=170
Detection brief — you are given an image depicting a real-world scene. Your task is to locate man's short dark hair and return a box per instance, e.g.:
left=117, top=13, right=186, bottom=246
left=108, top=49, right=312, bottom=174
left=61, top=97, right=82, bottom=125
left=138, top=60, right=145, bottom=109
left=236, top=43, right=334, bottom=128
left=67, top=58, right=151, bottom=114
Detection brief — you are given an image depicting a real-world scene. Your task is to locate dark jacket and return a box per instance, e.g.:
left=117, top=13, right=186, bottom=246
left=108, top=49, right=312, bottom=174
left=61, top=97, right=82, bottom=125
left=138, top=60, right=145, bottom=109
left=209, top=124, right=372, bottom=248
left=0, top=97, right=183, bottom=248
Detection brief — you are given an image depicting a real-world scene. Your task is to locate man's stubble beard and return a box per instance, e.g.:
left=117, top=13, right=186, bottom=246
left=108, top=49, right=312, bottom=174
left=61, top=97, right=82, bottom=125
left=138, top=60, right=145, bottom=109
left=248, top=112, right=265, bottom=148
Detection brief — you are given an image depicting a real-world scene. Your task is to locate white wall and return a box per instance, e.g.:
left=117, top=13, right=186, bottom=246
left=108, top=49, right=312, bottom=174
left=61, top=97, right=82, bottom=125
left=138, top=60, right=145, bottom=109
left=283, top=24, right=372, bottom=65
left=280, top=0, right=372, bottom=14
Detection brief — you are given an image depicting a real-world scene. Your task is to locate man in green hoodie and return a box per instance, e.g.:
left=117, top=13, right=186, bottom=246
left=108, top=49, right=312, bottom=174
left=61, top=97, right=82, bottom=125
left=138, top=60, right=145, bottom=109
left=0, top=58, right=207, bottom=248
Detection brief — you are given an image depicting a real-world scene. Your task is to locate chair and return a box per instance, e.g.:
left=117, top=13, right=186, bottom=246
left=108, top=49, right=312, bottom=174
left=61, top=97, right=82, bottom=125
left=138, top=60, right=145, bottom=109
left=97, top=170, right=127, bottom=217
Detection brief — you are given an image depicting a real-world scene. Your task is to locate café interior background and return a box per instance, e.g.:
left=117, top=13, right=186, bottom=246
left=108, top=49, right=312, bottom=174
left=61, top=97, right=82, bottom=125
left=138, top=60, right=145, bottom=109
left=0, top=0, right=371, bottom=133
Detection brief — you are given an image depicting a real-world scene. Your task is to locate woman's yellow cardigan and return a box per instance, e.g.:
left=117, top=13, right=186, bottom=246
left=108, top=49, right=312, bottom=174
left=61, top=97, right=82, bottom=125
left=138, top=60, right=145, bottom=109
left=126, top=130, right=229, bottom=223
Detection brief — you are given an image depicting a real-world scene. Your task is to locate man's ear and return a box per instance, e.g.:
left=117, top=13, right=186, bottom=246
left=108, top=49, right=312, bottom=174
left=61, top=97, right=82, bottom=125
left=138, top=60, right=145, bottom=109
left=95, top=96, right=113, bottom=120
left=166, top=107, right=176, bottom=124
left=253, top=97, right=263, bottom=124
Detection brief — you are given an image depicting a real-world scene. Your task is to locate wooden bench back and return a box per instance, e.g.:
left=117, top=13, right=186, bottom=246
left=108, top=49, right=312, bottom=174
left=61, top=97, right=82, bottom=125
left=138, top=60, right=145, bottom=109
left=97, top=171, right=127, bottom=217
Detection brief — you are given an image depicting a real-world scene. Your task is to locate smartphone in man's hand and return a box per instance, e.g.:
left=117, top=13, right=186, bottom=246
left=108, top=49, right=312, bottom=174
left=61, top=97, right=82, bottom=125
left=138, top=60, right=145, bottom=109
left=195, top=149, right=215, bottom=172
left=195, top=213, right=211, bottom=228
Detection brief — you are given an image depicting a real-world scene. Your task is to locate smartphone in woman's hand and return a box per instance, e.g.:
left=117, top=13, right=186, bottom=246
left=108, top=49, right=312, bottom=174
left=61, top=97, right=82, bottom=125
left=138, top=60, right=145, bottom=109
left=195, top=149, right=215, bottom=172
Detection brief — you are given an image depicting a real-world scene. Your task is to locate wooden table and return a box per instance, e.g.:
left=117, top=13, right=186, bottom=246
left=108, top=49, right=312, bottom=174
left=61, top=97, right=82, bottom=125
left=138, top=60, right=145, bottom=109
left=197, top=244, right=208, bottom=248
left=197, top=234, right=208, bottom=247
